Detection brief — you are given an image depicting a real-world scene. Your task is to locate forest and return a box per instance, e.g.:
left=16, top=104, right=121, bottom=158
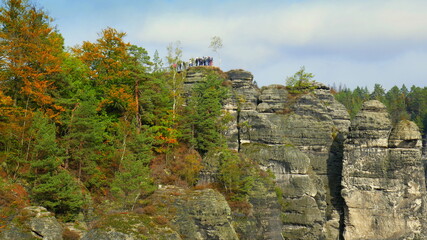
left=334, top=83, right=427, bottom=138
left=0, top=0, right=262, bottom=224
left=0, top=0, right=426, bottom=227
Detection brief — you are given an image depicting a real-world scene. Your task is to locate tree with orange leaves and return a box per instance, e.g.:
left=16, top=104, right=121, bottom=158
left=73, top=28, right=153, bottom=125
left=0, top=0, right=65, bottom=119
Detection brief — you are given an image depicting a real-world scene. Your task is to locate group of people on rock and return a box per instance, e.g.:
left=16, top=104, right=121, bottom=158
left=173, top=56, right=214, bottom=72
left=189, top=56, right=213, bottom=67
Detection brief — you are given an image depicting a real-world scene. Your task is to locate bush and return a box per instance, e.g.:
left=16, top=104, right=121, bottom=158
left=153, top=215, right=168, bottom=225
left=62, top=228, right=80, bottom=240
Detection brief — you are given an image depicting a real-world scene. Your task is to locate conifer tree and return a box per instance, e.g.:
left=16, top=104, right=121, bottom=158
left=110, top=121, right=155, bottom=210
left=63, top=91, right=113, bottom=192
left=27, top=112, right=84, bottom=221
left=385, top=86, right=409, bottom=124
left=184, top=72, right=228, bottom=155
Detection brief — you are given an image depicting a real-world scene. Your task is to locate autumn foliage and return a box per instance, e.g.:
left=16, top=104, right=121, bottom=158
left=0, top=0, right=64, bottom=119
left=0, top=0, right=261, bottom=224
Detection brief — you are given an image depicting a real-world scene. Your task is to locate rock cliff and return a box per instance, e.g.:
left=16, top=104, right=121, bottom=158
left=219, top=70, right=351, bottom=239
left=341, top=101, right=427, bottom=240
left=187, top=68, right=427, bottom=239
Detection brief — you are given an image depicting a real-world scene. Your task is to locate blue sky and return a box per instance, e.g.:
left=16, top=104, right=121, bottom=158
left=38, top=0, right=427, bottom=90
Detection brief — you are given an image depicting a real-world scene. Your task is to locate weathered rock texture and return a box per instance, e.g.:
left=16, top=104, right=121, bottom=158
left=149, top=186, right=239, bottom=240
left=0, top=206, right=63, bottom=240
left=184, top=68, right=427, bottom=240
left=187, top=69, right=352, bottom=239
left=342, top=100, right=427, bottom=240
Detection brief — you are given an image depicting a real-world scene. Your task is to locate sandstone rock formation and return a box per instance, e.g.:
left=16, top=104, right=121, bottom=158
left=149, top=186, right=239, bottom=240
left=0, top=206, right=63, bottom=240
left=186, top=69, right=351, bottom=239
left=183, top=69, right=427, bottom=240
left=342, top=100, right=427, bottom=240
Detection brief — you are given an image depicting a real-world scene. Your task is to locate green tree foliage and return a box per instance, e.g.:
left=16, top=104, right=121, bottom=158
left=28, top=112, right=84, bottom=221
left=385, top=86, right=409, bottom=124
left=183, top=71, right=228, bottom=155
left=216, top=148, right=255, bottom=201
left=110, top=121, right=155, bottom=210
left=334, top=86, right=370, bottom=119
left=285, top=66, right=316, bottom=93
left=370, top=84, right=386, bottom=102
left=62, top=91, right=113, bottom=192
left=335, top=84, right=427, bottom=137
left=407, top=86, right=427, bottom=133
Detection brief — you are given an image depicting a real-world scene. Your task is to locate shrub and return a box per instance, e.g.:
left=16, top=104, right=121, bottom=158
left=153, top=215, right=169, bottom=225
left=141, top=205, right=156, bottom=215
left=62, top=228, right=80, bottom=240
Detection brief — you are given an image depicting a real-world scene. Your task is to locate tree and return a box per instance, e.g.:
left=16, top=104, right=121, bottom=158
left=73, top=28, right=154, bottom=129
left=334, top=86, right=370, bottom=119
left=209, top=36, right=223, bottom=67
left=152, top=50, right=164, bottom=73
left=216, top=148, right=255, bottom=201
left=63, top=91, right=113, bottom=192
left=183, top=71, right=228, bottom=155
left=110, top=121, right=155, bottom=210
left=370, top=84, right=385, bottom=102
left=407, top=86, right=427, bottom=134
left=166, top=41, right=183, bottom=121
left=73, top=27, right=131, bottom=90
left=385, top=86, right=409, bottom=124
left=27, top=112, right=84, bottom=221
left=0, top=0, right=65, bottom=118
left=285, top=66, right=315, bottom=93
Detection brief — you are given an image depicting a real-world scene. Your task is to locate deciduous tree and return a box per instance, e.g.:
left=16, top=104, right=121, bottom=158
left=0, top=0, right=65, bottom=118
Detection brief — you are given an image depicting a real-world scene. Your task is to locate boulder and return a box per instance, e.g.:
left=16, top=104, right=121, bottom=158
left=150, top=186, right=239, bottom=240
left=0, top=206, right=63, bottom=240
left=389, top=120, right=422, bottom=148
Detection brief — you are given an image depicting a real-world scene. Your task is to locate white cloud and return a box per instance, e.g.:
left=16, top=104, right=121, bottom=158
left=41, top=0, right=427, bottom=88
left=137, top=0, right=427, bottom=59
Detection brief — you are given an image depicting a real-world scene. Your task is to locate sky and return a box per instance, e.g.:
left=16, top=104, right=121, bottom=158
left=37, top=0, right=427, bottom=90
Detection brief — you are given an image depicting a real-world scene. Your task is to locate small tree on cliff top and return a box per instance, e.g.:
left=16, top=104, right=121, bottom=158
left=209, top=36, right=223, bottom=67
left=286, top=66, right=316, bottom=93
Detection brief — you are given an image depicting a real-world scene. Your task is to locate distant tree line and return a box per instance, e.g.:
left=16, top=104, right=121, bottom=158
left=334, top=84, right=427, bottom=137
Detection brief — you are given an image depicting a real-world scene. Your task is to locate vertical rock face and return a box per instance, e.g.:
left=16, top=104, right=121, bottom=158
left=185, top=68, right=427, bottom=240
left=185, top=69, right=352, bottom=239
left=216, top=70, right=351, bottom=239
left=342, top=100, right=427, bottom=240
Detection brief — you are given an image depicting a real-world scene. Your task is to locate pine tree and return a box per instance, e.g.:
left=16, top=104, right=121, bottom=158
left=63, top=91, right=113, bottom=192
left=27, top=112, right=84, bottom=221
left=385, top=86, right=409, bottom=124
left=183, top=72, right=228, bottom=155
